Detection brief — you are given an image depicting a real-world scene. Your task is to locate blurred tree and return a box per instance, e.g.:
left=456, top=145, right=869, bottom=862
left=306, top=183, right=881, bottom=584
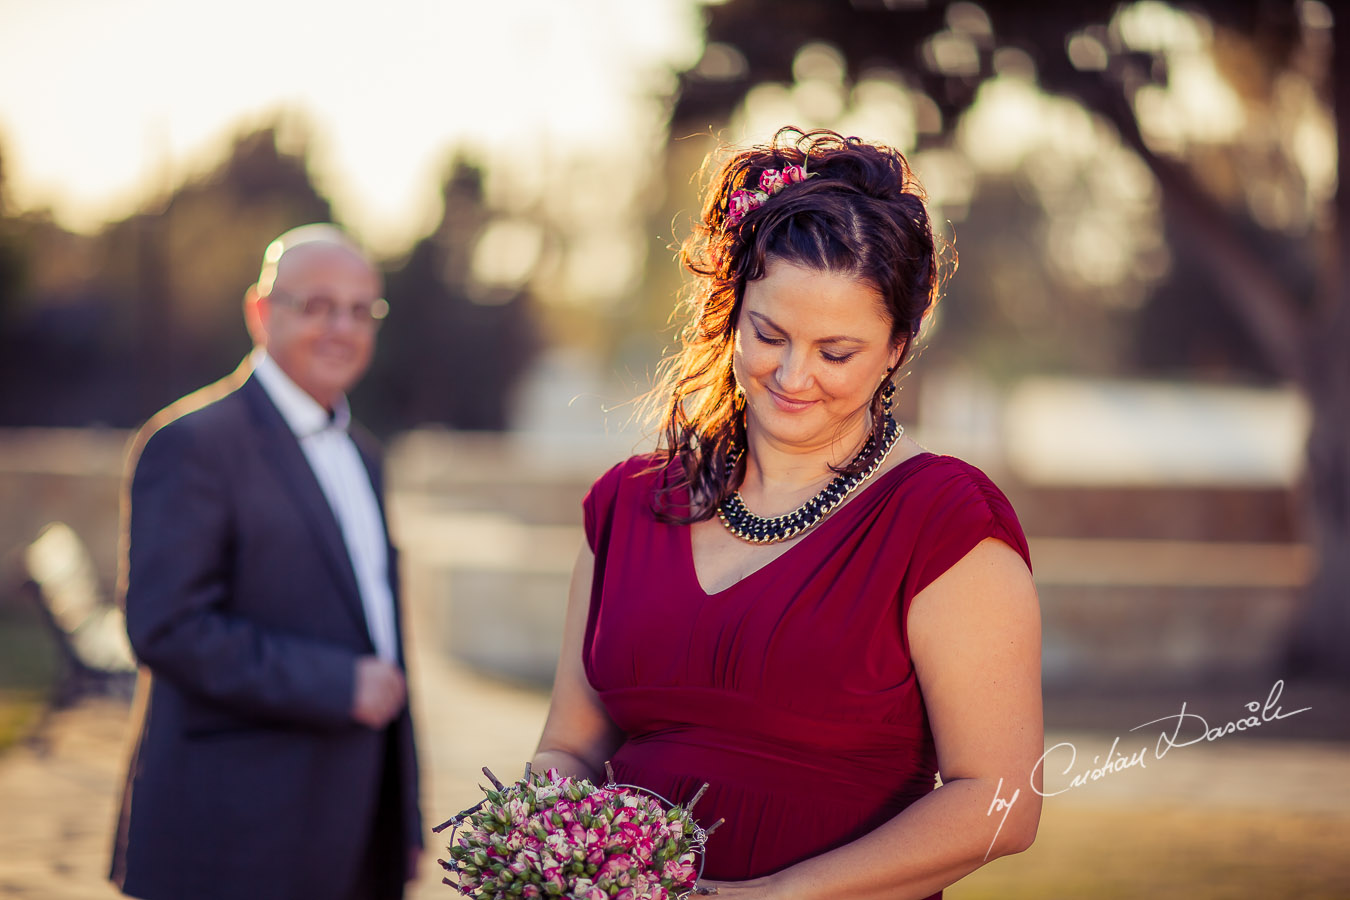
left=0, top=123, right=334, bottom=426
left=0, top=124, right=538, bottom=435
left=671, top=0, right=1349, bottom=677
left=0, top=206, right=115, bottom=426
left=100, top=123, right=333, bottom=416
left=0, top=142, right=26, bottom=318
left=357, top=160, right=539, bottom=433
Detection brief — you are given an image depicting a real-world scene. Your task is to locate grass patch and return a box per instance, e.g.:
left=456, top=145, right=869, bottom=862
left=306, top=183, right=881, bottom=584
left=0, top=688, right=47, bottom=750
left=0, top=602, right=59, bottom=752
left=950, top=803, right=1350, bottom=899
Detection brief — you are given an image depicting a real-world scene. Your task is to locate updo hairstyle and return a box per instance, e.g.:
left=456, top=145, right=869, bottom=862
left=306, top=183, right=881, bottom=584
left=651, top=126, right=942, bottom=523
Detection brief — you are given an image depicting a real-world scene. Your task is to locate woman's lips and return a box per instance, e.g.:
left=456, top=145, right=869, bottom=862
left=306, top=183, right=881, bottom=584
left=767, top=388, right=817, bottom=412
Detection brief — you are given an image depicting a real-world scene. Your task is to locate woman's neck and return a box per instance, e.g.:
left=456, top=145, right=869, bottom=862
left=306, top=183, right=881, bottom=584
left=741, top=413, right=872, bottom=498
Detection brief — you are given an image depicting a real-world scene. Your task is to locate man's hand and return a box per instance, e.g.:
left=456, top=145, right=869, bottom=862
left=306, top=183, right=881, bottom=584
left=351, top=656, right=407, bottom=729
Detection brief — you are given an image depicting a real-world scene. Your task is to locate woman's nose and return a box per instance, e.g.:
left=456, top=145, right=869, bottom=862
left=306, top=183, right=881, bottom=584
left=775, top=348, right=813, bottom=392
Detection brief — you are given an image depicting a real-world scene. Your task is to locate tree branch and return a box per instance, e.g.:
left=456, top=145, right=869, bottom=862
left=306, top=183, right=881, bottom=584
left=1066, top=75, right=1310, bottom=385
left=1320, top=10, right=1350, bottom=341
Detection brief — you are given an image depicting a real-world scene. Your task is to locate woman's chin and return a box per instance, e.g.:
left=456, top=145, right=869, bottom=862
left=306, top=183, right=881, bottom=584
left=749, top=414, right=826, bottom=448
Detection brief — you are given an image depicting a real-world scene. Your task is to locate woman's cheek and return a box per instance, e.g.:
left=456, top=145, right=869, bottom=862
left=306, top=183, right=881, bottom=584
left=735, top=341, right=777, bottom=380
left=821, top=366, right=877, bottom=408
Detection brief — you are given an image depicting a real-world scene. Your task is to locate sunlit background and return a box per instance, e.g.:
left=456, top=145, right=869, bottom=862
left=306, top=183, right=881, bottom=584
left=1, top=0, right=1348, bottom=897
left=0, top=0, right=702, bottom=251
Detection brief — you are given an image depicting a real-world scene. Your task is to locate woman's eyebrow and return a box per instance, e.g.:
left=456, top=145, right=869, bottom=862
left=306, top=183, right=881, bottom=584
left=749, top=311, right=867, bottom=345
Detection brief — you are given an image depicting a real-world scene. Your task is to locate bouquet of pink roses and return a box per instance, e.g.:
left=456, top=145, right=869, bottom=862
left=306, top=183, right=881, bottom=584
left=436, top=763, right=719, bottom=900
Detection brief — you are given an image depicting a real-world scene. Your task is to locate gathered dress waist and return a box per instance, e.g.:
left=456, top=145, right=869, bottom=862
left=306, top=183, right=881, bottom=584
left=601, top=685, right=936, bottom=801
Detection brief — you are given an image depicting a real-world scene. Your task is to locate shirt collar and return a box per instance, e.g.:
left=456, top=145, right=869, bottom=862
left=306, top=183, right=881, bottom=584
left=251, top=349, right=351, bottom=439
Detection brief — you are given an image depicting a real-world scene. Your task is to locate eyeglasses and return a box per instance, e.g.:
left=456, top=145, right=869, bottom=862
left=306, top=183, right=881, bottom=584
left=270, top=290, right=389, bottom=328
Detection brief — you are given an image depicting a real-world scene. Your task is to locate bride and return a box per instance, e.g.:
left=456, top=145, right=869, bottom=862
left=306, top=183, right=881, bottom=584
left=533, top=127, right=1042, bottom=900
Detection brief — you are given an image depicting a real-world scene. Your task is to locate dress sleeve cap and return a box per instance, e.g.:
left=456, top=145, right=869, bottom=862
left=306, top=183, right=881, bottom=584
left=910, top=460, right=1031, bottom=599
left=582, top=457, right=637, bottom=553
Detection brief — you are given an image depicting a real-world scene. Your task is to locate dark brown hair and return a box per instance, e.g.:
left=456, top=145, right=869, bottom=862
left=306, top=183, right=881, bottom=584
left=650, top=126, right=943, bottom=523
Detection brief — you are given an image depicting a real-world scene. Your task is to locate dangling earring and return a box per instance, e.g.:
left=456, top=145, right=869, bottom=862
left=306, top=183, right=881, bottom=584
left=881, top=380, right=896, bottom=419
left=880, top=363, right=897, bottom=419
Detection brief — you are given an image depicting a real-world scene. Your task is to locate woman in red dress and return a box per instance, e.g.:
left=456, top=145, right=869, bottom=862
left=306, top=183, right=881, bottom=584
left=533, top=127, right=1042, bottom=899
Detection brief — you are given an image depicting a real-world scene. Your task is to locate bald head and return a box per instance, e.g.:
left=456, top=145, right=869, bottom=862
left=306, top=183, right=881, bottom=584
left=244, top=223, right=384, bottom=409
left=255, top=224, right=372, bottom=298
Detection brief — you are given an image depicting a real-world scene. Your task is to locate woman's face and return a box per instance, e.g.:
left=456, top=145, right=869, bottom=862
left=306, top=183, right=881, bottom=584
left=732, top=258, right=902, bottom=455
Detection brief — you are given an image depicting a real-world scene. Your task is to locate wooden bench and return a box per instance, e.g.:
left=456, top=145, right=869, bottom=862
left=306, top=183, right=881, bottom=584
left=20, top=522, right=136, bottom=705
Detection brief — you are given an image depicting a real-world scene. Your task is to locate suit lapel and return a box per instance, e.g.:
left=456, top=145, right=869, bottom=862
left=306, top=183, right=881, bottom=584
left=351, top=427, right=407, bottom=666
left=240, top=376, right=373, bottom=644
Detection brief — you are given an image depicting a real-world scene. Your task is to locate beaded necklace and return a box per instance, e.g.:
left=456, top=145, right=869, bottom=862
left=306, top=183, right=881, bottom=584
left=717, top=413, right=902, bottom=544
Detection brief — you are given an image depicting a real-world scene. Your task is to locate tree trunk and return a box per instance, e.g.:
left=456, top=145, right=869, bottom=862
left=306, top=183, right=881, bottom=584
left=1289, top=358, right=1350, bottom=677
left=1067, top=51, right=1350, bottom=679
left=1290, top=14, right=1350, bottom=679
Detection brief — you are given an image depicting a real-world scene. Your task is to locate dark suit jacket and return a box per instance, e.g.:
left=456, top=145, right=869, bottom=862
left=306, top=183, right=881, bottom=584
left=110, top=364, right=421, bottom=900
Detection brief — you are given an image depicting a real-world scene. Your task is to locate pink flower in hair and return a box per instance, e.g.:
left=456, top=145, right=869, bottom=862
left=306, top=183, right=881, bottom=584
left=727, top=188, right=768, bottom=224
left=726, top=163, right=812, bottom=225
left=758, top=168, right=786, bottom=194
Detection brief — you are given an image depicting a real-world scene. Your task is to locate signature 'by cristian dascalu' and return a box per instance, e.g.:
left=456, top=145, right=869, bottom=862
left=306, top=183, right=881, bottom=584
left=982, top=679, right=1311, bottom=859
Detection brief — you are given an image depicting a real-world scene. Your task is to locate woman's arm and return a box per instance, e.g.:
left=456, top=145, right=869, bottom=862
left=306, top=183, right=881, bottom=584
left=532, top=543, right=628, bottom=783
left=707, top=537, right=1043, bottom=900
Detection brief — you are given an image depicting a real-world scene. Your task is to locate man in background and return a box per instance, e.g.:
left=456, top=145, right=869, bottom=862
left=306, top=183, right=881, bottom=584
left=111, top=224, right=421, bottom=900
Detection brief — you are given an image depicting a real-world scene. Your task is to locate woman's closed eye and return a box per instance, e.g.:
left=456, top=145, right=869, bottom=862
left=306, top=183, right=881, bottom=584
left=753, top=329, right=785, bottom=346
left=754, top=329, right=856, bottom=364
left=821, top=350, right=856, bottom=364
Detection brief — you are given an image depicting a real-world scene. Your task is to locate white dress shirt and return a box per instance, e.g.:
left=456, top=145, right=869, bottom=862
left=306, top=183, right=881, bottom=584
left=251, top=350, right=400, bottom=663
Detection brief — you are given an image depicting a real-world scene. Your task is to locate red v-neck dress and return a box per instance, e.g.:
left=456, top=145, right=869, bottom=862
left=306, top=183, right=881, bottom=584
left=580, top=452, right=1032, bottom=891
